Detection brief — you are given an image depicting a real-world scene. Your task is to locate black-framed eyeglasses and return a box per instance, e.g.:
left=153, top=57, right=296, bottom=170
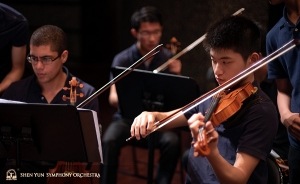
left=27, top=54, right=61, bottom=65
left=138, top=30, right=162, bottom=38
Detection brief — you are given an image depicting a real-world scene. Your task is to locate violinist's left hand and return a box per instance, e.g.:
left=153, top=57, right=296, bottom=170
left=188, top=113, right=219, bottom=156
left=168, top=59, right=182, bottom=75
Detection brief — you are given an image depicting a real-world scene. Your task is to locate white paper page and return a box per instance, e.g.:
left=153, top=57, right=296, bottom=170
left=77, top=108, right=103, bottom=163
left=0, top=98, right=25, bottom=103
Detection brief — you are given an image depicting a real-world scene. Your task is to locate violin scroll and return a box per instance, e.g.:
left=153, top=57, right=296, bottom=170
left=192, top=127, right=210, bottom=157
left=62, top=77, right=84, bottom=105
left=166, top=37, right=181, bottom=55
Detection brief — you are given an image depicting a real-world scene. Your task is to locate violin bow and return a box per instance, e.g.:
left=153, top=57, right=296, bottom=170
left=127, top=39, right=299, bottom=141
left=153, top=8, right=245, bottom=74
left=77, top=44, right=163, bottom=108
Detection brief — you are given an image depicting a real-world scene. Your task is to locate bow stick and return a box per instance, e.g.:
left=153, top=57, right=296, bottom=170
left=77, top=44, right=163, bottom=108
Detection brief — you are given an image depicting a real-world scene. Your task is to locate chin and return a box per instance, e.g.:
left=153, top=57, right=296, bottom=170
left=147, top=45, right=157, bottom=50
left=37, top=78, right=49, bottom=84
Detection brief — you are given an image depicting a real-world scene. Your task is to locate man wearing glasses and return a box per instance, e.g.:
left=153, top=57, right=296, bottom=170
left=1, top=25, right=99, bottom=183
left=101, top=6, right=181, bottom=184
left=2, top=25, right=98, bottom=110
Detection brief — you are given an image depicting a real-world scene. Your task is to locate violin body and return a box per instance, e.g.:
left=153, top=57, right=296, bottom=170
left=193, top=82, right=258, bottom=157
left=210, top=82, right=257, bottom=127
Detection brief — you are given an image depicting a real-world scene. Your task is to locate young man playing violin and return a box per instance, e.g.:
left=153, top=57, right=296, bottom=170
left=0, top=25, right=99, bottom=184
left=131, top=15, right=278, bottom=184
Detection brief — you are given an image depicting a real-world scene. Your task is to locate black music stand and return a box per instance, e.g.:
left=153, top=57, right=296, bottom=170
left=111, top=66, right=200, bottom=183
left=0, top=102, right=102, bottom=182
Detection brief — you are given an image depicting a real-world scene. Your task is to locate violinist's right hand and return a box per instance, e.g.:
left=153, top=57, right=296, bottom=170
left=130, top=109, right=188, bottom=140
left=131, top=111, right=160, bottom=140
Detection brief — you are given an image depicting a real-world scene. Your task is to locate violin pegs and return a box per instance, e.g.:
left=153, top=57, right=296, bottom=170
left=62, top=87, right=70, bottom=91
left=78, top=93, right=84, bottom=98
left=62, top=95, right=67, bottom=101
left=79, top=83, right=84, bottom=88
left=170, top=37, right=178, bottom=43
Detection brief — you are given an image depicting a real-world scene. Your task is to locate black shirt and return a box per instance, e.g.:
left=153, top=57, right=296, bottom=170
left=0, top=3, right=29, bottom=81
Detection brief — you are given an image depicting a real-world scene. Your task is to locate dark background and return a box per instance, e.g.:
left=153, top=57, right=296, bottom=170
left=1, top=0, right=285, bottom=129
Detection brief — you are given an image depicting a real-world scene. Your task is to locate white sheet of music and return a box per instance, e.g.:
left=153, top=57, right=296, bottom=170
left=77, top=108, right=103, bottom=163
left=0, top=98, right=25, bottom=103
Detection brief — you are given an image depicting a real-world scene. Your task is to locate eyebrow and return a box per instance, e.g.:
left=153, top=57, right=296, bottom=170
left=30, top=54, right=53, bottom=58
left=210, top=55, right=232, bottom=60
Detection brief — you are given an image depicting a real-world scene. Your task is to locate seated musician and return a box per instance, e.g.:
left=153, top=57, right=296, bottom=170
left=131, top=15, right=278, bottom=183
left=0, top=25, right=99, bottom=184
left=101, top=6, right=181, bottom=184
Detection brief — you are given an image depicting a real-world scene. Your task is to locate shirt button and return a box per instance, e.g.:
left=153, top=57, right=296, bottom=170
left=41, top=97, right=44, bottom=100
left=295, top=28, right=298, bottom=31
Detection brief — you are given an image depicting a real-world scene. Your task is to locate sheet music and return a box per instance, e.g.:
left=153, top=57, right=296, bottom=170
left=0, top=98, right=25, bottom=103
left=77, top=108, right=103, bottom=163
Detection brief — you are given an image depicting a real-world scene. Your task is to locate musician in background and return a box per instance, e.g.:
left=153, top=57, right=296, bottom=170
left=254, top=22, right=290, bottom=163
left=131, top=15, right=278, bottom=183
left=101, top=6, right=181, bottom=184
left=267, top=0, right=300, bottom=183
left=1, top=25, right=99, bottom=184
left=0, top=3, right=28, bottom=95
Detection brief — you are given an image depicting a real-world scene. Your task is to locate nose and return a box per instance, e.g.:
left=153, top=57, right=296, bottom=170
left=148, top=33, right=157, bottom=41
left=34, top=60, right=45, bottom=69
left=213, top=63, right=223, bottom=77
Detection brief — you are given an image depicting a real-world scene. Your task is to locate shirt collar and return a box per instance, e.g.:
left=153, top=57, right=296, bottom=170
left=281, top=6, right=300, bottom=29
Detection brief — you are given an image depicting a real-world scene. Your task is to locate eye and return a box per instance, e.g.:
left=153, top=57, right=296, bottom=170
left=222, top=60, right=230, bottom=64
left=31, top=56, right=38, bottom=61
left=41, top=57, right=52, bottom=63
left=140, top=31, right=150, bottom=36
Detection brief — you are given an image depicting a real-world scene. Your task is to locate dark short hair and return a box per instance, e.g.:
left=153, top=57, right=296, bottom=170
left=131, top=6, right=162, bottom=31
left=203, top=15, right=262, bottom=61
left=30, top=25, right=67, bottom=55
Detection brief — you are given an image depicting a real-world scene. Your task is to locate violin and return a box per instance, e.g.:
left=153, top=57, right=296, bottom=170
left=192, top=82, right=258, bottom=157
left=166, top=37, right=181, bottom=55
left=47, top=77, right=91, bottom=184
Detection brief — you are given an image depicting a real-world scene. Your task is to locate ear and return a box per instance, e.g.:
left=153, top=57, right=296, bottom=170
left=60, top=50, right=68, bottom=64
left=131, top=28, right=137, bottom=38
left=249, top=52, right=260, bottom=64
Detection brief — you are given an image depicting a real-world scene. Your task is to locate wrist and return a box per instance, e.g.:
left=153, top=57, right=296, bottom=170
left=282, top=113, right=299, bottom=128
left=207, top=147, right=220, bottom=160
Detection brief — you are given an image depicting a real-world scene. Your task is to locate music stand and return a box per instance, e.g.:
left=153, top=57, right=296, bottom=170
left=111, top=66, right=200, bottom=183
left=111, top=66, right=200, bottom=119
left=0, top=102, right=102, bottom=182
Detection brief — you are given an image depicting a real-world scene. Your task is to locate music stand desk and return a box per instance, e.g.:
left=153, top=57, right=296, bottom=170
left=0, top=102, right=102, bottom=164
left=111, top=66, right=200, bottom=119
left=111, top=66, right=200, bottom=183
